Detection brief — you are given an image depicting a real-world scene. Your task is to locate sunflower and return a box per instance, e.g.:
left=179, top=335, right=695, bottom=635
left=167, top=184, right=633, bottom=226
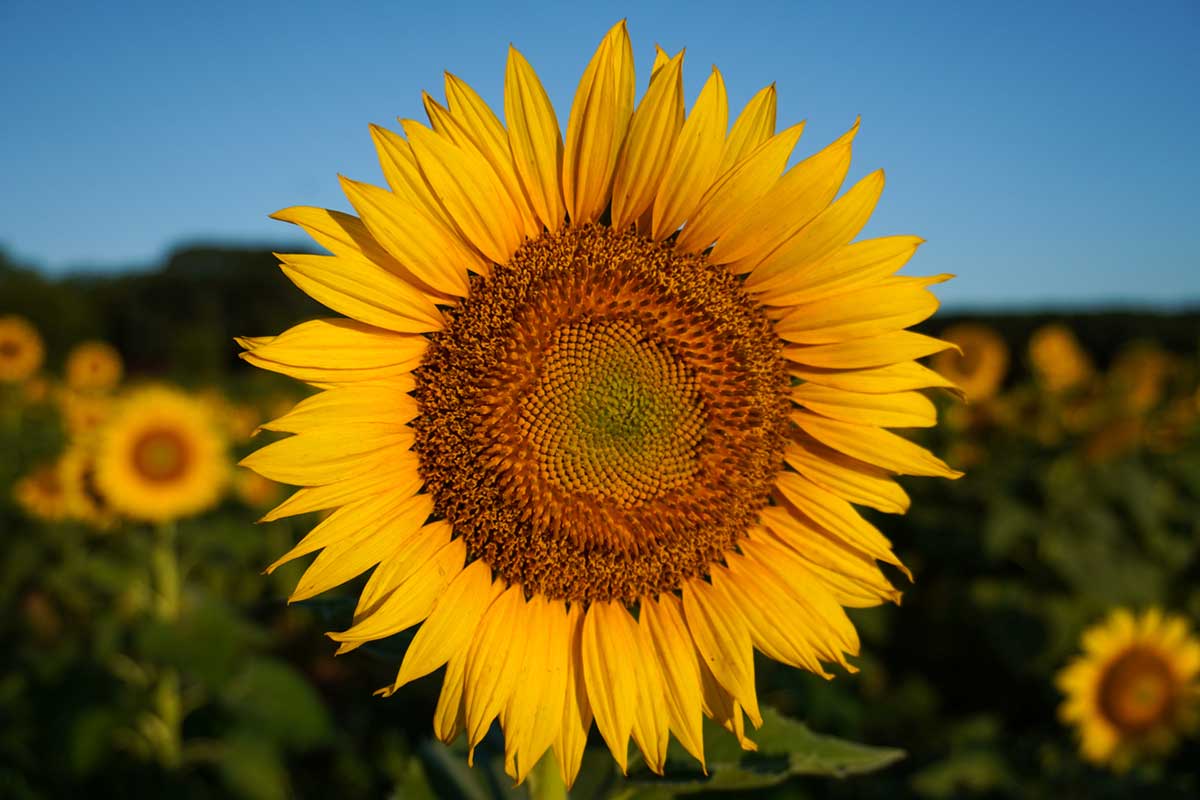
left=95, top=385, right=230, bottom=522
left=1029, top=323, right=1092, bottom=393
left=60, top=443, right=116, bottom=529
left=0, top=315, right=45, bottom=384
left=1058, top=608, right=1200, bottom=769
left=931, top=323, right=1008, bottom=402
left=234, top=468, right=284, bottom=509
left=241, top=21, right=959, bottom=785
left=64, top=340, right=123, bottom=392
left=59, top=389, right=113, bottom=439
left=13, top=461, right=70, bottom=522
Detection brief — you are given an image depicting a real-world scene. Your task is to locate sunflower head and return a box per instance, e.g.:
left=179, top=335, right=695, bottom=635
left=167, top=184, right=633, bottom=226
left=1058, top=608, right=1200, bottom=769
left=64, top=341, right=123, bottom=392
left=59, top=390, right=114, bottom=440
left=95, top=385, right=231, bottom=522
left=0, top=315, right=45, bottom=384
left=932, top=323, right=1008, bottom=402
left=13, top=460, right=70, bottom=522
left=60, top=443, right=117, bottom=530
left=242, top=20, right=958, bottom=785
left=1029, top=323, right=1093, bottom=394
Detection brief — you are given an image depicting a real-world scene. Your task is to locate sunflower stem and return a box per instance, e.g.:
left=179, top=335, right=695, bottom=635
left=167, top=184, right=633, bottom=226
left=526, top=750, right=567, bottom=800
left=151, top=520, right=183, bottom=768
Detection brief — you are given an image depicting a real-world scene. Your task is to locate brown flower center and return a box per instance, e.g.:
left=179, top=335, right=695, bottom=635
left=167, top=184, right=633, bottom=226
left=413, top=224, right=789, bottom=604
left=1098, top=647, right=1177, bottom=733
left=131, top=428, right=192, bottom=483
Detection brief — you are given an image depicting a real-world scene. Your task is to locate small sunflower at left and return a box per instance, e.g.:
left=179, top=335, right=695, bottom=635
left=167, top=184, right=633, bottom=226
left=0, top=315, right=44, bottom=384
left=65, top=340, right=123, bottom=392
left=95, top=385, right=231, bottom=522
left=1058, top=608, right=1200, bottom=769
left=14, top=461, right=70, bottom=522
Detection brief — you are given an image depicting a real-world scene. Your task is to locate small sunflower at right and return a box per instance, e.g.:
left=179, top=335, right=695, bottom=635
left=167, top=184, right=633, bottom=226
left=65, top=340, right=124, bottom=392
left=1057, top=608, right=1200, bottom=770
left=931, top=323, right=1008, bottom=402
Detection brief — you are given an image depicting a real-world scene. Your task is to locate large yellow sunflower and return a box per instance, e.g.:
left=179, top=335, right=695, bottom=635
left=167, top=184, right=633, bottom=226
left=1058, top=608, right=1200, bottom=769
left=241, top=21, right=959, bottom=785
left=0, top=315, right=45, bottom=384
left=95, top=385, right=230, bottom=522
left=64, top=340, right=124, bottom=392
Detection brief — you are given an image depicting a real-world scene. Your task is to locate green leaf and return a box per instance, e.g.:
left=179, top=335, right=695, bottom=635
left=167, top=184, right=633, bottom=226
left=221, top=657, right=332, bottom=749
left=218, top=734, right=289, bottom=800
left=624, top=705, right=904, bottom=796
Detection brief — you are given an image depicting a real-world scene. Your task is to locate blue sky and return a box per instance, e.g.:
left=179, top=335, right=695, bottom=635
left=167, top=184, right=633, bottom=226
left=2, top=0, right=1198, bottom=308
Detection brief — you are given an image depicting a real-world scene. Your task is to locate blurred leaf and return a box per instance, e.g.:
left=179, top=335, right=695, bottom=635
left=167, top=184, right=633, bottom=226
left=137, top=598, right=266, bottom=688
left=218, top=733, right=289, bottom=800
left=221, top=657, right=332, bottom=749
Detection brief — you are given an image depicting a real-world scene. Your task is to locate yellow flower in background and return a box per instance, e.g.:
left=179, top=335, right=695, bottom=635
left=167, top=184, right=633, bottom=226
left=22, top=375, right=52, bottom=404
left=95, top=385, right=230, bottom=522
left=60, top=443, right=116, bottom=529
left=241, top=21, right=959, bottom=785
left=64, top=340, right=123, bottom=392
left=198, top=389, right=263, bottom=443
left=1108, top=344, right=1171, bottom=415
left=59, top=390, right=113, bottom=439
left=0, top=315, right=45, bottom=384
left=931, top=323, right=1008, bottom=402
left=14, top=461, right=70, bottom=522
left=1029, top=323, right=1093, bottom=393
left=234, top=468, right=283, bottom=509
left=1057, top=608, right=1200, bottom=769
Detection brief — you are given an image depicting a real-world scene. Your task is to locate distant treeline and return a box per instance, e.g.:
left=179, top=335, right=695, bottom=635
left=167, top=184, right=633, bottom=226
left=2, top=246, right=1197, bottom=382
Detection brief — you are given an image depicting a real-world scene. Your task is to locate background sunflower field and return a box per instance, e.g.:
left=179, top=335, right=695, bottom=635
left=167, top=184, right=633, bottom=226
left=2, top=242, right=1198, bottom=799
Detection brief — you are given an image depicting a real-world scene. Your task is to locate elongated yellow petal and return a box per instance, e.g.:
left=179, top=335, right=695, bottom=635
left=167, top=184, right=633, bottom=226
left=464, top=585, right=528, bottom=761
left=505, top=46, right=566, bottom=232
left=709, top=118, right=858, bottom=269
left=562, top=20, right=635, bottom=224
left=368, top=124, right=459, bottom=233
left=650, top=44, right=671, bottom=76
left=340, top=175, right=475, bottom=296
left=277, top=253, right=443, bottom=334
left=402, top=120, right=523, bottom=267
left=784, top=330, right=953, bottom=370
left=793, top=384, right=937, bottom=428
left=351, top=520, right=455, bottom=625
left=260, top=386, right=415, bottom=435
left=718, top=83, right=777, bottom=174
left=581, top=600, right=639, bottom=773
left=265, top=485, right=422, bottom=573
left=444, top=73, right=543, bottom=240
left=697, top=657, right=756, bottom=751
left=756, top=235, right=922, bottom=308
left=259, top=460, right=421, bottom=521
left=386, top=562, right=498, bottom=693
left=784, top=439, right=910, bottom=514
left=712, top=561, right=827, bottom=676
left=504, top=597, right=569, bottom=784
left=609, top=50, right=684, bottom=230
left=675, top=122, right=803, bottom=254
left=287, top=492, right=434, bottom=602
left=240, top=428, right=414, bottom=486
left=682, top=577, right=762, bottom=727
left=641, top=594, right=706, bottom=769
left=651, top=67, right=728, bottom=240
left=434, top=649, right=468, bottom=744
left=630, top=620, right=670, bottom=775
left=792, top=410, right=963, bottom=478
left=553, top=604, right=592, bottom=789
left=790, top=359, right=961, bottom=395
left=240, top=318, right=426, bottom=384
left=331, top=536, right=465, bottom=652
left=774, top=275, right=950, bottom=344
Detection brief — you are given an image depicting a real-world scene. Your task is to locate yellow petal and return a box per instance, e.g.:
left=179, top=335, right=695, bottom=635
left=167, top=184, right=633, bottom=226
left=784, top=330, right=954, bottom=370
left=350, top=520, right=455, bottom=625
left=641, top=594, right=706, bottom=769
left=681, top=577, right=762, bottom=727
left=434, top=649, right=468, bottom=744
left=368, top=124, right=460, bottom=234
left=718, top=83, right=777, bottom=174
left=755, top=235, right=922, bottom=308
left=240, top=427, right=414, bottom=486
left=504, top=597, right=569, bottom=784
left=792, top=410, right=963, bottom=478
left=339, top=175, right=475, bottom=296
left=651, top=67, right=728, bottom=240
left=697, top=658, right=756, bottom=751
left=386, top=562, right=499, bottom=693
left=402, top=119, right=523, bottom=267
left=709, top=118, right=858, bottom=270
left=505, top=46, right=566, bottom=232
left=609, top=50, right=684, bottom=231
left=285, top=493, right=433, bottom=601
left=553, top=604, right=593, bottom=789
left=562, top=20, right=635, bottom=224
left=581, top=600, right=639, bottom=773
left=744, top=170, right=886, bottom=293
left=650, top=44, right=671, bottom=76
left=792, top=384, right=937, bottom=428
left=789, top=359, right=961, bottom=395
left=784, top=438, right=910, bottom=514
left=260, top=385, right=415, bottom=435
left=332, top=533, right=463, bottom=652
left=276, top=253, right=444, bottom=334
left=773, top=275, right=950, bottom=344
left=240, top=318, right=426, bottom=385
left=259, top=461, right=421, bottom=521
left=464, top=585, right=528, bottom=760
left=630, top=620, right=670, bottom=775
left=444, top=73, right=542, bottom=239
left=675, top=122, right=804, bottom=255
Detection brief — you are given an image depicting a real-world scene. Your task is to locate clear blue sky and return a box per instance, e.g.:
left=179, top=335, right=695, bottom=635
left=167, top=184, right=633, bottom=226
left=3, top=0, right=1198, bottom=308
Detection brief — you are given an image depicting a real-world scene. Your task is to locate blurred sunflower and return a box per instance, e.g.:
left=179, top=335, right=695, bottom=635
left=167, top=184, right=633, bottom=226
left=0, top=315, right=44, bottom=384
left=931, top=323, right=1008, bottom=402
left=60, top=443, right=116, bottom=529
left=1058, top=608, right=1200, bottom=769
left=242, top=21, right=959, bottom=785
left=59, top=390, right=113, bottom=439
left=64, top=341, right=123, bottom=392
left=1029, top=323, right=1092, bottom=393
left=13, top=461, right=69, bottom=522
left=95, top=385, right=230, bottom=522
left=1108, top=344, right=1171, bottom=415
left=234, top=468, right=283, bottom=509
